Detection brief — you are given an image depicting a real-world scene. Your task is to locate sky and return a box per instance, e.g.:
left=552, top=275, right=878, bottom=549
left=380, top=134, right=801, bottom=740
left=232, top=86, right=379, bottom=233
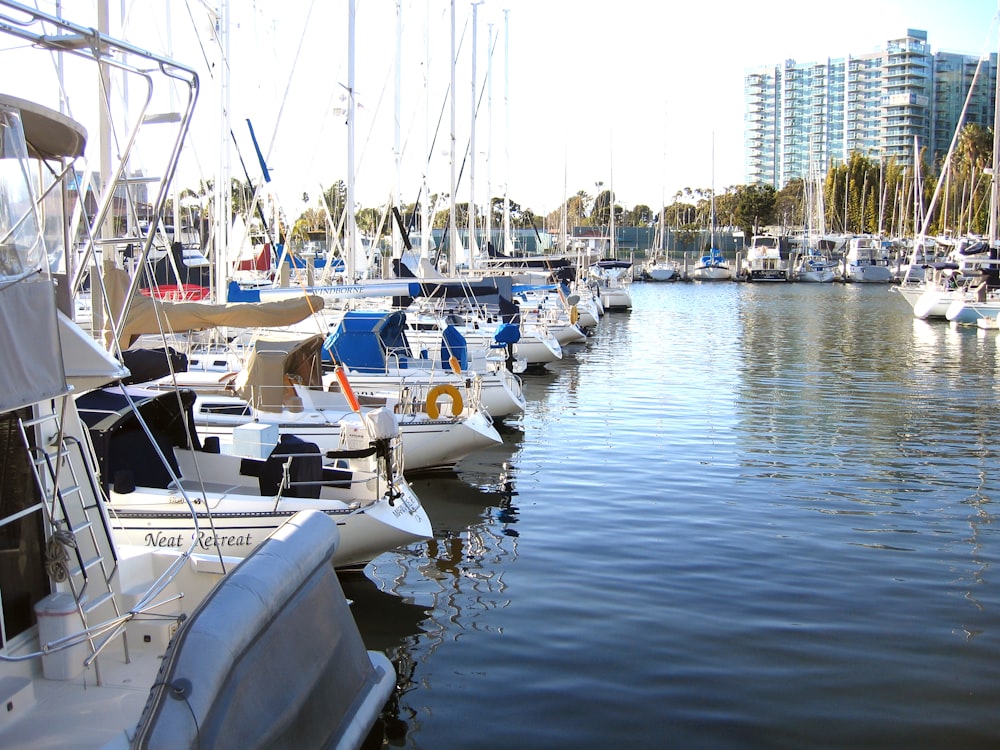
left=5, top=0, right=1000, bottom=223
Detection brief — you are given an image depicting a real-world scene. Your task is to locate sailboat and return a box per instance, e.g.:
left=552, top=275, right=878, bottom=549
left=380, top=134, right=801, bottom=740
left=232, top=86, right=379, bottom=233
left=690, top=135, right=733, bottom=281
left=645, top=199, right=679, bottom=281
left=894, top=44, right=1000, bottom=317
left=0, top=7, right=393, bottom=746
left=645, top=122, right=680, bottom=281
left=793, top=169, right=838, bottom=282
left=589, top=152, right=633, bottom=309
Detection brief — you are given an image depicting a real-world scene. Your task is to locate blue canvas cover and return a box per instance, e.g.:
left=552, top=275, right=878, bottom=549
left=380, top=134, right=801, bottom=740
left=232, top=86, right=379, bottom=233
left=323, top=310, right=411, bottom=371
left=493, top=322, right=520, bottom=346
left=439, top=325, right=468, bottom=372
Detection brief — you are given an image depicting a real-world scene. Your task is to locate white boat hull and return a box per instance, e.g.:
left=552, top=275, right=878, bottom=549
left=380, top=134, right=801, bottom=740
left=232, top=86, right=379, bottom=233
left=109, top=479, right=431, bottom=569
left=691, top=265, right=733, bottom=281
left=845, top=263, right=894, bottom=283
left=194, top=400, right=502, bottom=473
left=344, top=369, right=525, bottom=419
left=648, top=266, right=677, bottom=281
left=599, top=288, right=633, bottom=310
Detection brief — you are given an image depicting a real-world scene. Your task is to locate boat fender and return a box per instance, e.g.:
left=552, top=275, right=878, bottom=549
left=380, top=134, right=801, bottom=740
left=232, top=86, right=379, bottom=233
left=425, top=384, right=463, bottom=420
left=334, top=365, right=361, bottom=412
left=570, top=306, right=579, bottom=325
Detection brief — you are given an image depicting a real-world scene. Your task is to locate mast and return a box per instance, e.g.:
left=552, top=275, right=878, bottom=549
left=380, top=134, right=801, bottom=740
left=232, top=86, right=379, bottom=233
left=468, top=1, right=482, bottom=270
left=346, top=0, right=358, bottom=281
left=393, top=0, right=403, bottom=260
left=561, top=157, right=568, bottom=255
left=710, top=131, right=716, bottom=249
left=214, top=0, right=231, bottom=302
left=609, top=139, right=616, bottom=259
left=421, top=0, right=431, bottom=261
left=485, top=21, right=494, bottom=260
left=990, top=33, right=1000, bottom=247
left=448, top=0, right=459, bottom=275
left=502, top=8, right=512, bottom=256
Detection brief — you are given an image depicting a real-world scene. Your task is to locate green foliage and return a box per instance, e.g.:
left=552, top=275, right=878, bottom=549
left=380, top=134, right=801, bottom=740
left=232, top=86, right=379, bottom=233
left=196, top=126, right=1000, bottom=254
left=734, top=183, right=777, bottom=239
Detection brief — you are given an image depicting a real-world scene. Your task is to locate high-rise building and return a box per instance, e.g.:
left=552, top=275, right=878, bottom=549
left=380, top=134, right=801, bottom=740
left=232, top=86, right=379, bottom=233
left=744, top=29, right=997, bottom=188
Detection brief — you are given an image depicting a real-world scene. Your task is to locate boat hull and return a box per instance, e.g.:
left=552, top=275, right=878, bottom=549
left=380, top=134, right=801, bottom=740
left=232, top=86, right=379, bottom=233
left=691, top=265, right=733, bottom=281
left=747, top=269, right=790, bottom=281
left=845, top=264, right=894, bottom=283
left=345, top=370, right=525, bottom=419
left=108, top=481, right=431, bottom=569
left=647, top=267, right=677, bottom=281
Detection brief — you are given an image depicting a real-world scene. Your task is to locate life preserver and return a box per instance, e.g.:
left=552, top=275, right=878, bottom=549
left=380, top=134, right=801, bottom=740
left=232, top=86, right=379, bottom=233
left=425, top=383, right=464, bottom=419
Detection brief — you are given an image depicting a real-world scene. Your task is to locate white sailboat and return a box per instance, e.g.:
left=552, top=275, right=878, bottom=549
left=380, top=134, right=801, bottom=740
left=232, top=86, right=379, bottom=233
left=589, top=150, right=633, bottom=309
left=690, top=135, right=733, bottom=282
left=793, top=170, right=838, bottom=282
left=0, top=10, right=392, bottom=746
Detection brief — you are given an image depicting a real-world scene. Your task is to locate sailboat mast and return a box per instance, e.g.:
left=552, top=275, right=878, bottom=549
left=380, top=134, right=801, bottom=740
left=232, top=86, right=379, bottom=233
left=468, top=1, right=482, bottom=270
left=502, top=8, right=512, bottom=256
left=214, top=0, right=231, bottom=302
left=485, top=21, right=494, bottom=259
left=990, top=32, right=1000, bottom=247
left=346, top=0, right=358, bottom=281
left=448, top=0, right=459, bottom=274
left=393, top=0, right=403, bottom=260
left=609, top=139, right=615, bottom=259
left=421, top=0, right=431, bottom=261
left=710, top=131, right=716, bottom=248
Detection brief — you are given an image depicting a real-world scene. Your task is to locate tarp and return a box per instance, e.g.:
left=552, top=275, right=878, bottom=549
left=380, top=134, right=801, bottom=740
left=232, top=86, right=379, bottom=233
left=322, top=310, right=410, bottom=372
left=233, top=334, right=325, bottom=412
left=0, top=276, right=67, bottom=411
left=104, top=263, right=324, bottom=346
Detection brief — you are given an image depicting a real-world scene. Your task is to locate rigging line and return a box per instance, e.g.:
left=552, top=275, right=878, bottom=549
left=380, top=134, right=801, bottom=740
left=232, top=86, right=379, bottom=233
left=404, top=17, right=469, bottom=233
left=453, top=29, right=496, bottom=203
left=263, top=0, right=317, bottom=162
left=915, top=43, right=993, bottom=245
left=352, top=5, right=426, bottom=186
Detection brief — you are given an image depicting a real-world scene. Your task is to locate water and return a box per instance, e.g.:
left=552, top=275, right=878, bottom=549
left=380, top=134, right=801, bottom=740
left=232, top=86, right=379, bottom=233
left=345, top=281, right=1000, bottom=749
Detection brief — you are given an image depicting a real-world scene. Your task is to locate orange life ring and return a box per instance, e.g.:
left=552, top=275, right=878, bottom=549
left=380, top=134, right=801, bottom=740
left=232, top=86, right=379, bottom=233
left=425, top=383, right=463, bottom=419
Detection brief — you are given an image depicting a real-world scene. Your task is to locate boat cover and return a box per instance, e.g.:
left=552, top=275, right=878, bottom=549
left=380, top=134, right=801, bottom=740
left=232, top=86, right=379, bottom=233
left=104, top=264, right=324, bottom=346
left=233, top=334, right=325, bottom=412
left=130, top=510, right=395, bottom=749
left=323, top=310, right=411, bottom=372
left=76, top=386, right=203, bottom=488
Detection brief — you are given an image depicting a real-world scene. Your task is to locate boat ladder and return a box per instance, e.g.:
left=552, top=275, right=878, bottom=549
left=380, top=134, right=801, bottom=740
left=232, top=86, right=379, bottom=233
left=17, top=398, right=128, bottom=678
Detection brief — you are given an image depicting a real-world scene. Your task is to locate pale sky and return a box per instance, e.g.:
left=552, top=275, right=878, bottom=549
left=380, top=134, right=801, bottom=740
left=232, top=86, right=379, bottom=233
left=6, top=0, right=1000, bottom=222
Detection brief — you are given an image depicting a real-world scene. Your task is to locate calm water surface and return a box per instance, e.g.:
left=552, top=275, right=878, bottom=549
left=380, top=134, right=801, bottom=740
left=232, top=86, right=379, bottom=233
left=345, top=281, right=1000, bottom=749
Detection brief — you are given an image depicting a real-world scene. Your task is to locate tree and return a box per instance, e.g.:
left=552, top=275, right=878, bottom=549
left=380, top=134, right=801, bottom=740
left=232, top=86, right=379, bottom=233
left=773, top=178, right=805, bottom=228
left=592, top=189, right=614, bottom=229
left=321, top=180, right=347, bottom=232
left=629, top=204, right=654, bottom=226
left=734, top=183, right=776, bottom=240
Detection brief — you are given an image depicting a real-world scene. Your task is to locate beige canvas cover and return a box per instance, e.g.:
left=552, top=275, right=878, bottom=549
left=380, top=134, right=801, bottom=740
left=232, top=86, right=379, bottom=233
left=233, top=333, right=325, bottom=412
left=104, top=263, right=324, bottom=346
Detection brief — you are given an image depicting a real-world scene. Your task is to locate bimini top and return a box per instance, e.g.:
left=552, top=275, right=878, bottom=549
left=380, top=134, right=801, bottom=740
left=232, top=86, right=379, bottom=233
left=324, top=310, right=468, bottom=373
left=0, top=93, right=86, bottom=160
left=593, top=259, right=632, bottom=269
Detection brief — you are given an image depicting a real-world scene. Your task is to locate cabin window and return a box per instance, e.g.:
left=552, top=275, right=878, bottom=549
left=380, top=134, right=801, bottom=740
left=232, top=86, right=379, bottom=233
left=0, top=410, right=49, bottom=646
left=201, top=402, right=250, bottom=416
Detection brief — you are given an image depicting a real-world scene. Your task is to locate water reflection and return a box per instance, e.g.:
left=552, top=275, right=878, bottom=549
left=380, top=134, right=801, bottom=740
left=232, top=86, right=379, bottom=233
left=347, top=283, right=1000, bottom=748
left=353, top=446, right=521, bottom=746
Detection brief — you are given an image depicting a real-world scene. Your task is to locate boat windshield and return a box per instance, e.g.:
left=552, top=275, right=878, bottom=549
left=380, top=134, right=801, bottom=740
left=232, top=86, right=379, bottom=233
left=0, top=106, right=46, bottom=278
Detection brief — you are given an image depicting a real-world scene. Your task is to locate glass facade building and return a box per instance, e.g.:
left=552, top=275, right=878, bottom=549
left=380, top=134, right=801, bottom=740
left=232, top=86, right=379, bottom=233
left=745, top=29, right=997, bottom=187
